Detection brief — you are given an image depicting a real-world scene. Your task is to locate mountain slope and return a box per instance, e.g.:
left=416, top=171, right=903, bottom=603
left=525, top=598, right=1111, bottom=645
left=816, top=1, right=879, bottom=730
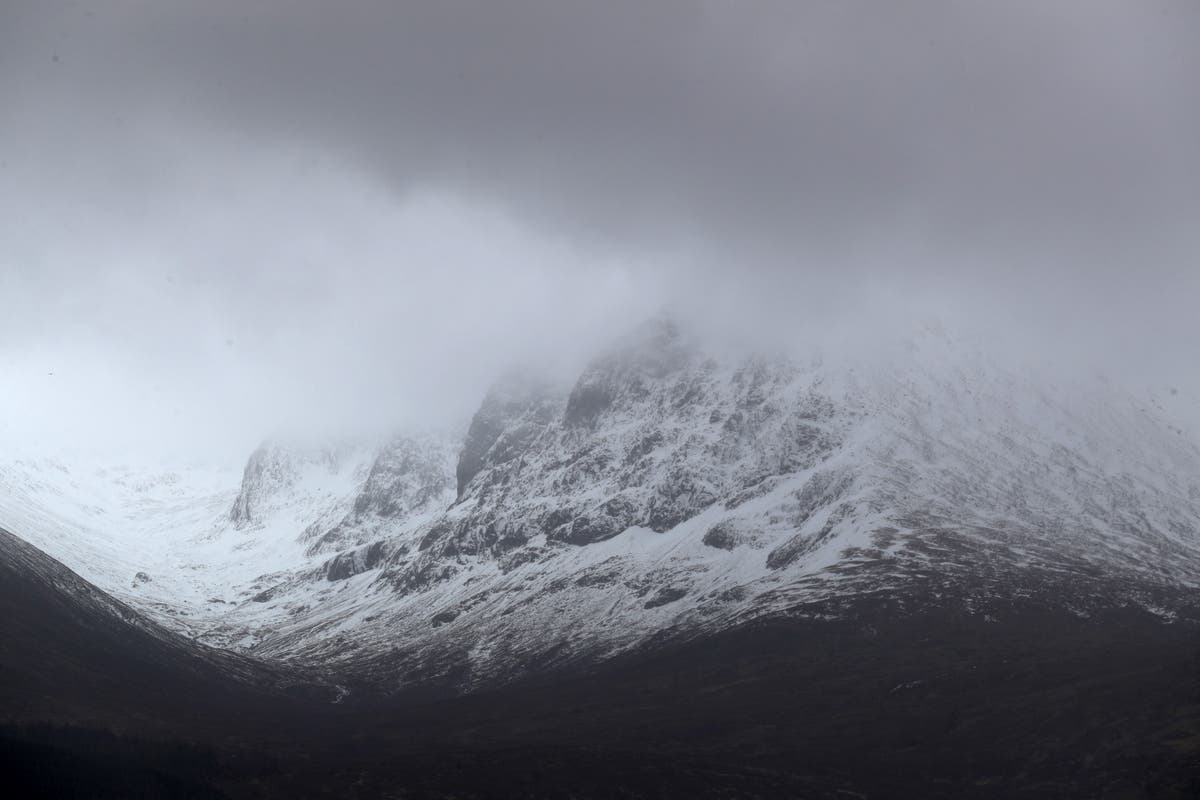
left=4, top=320, right=1200, bottom=797
left=0, top=435, right=455, bottom=649
left=221, top=320, right=1200, bottom=690
left=0, top=525, right=327, bottom=731
left=3, top=319, right=1198, bottom=692
left=7, top=521, right=1198, bottom=799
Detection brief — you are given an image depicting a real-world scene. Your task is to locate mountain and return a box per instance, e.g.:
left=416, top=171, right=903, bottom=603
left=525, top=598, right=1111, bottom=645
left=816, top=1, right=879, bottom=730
left=2, top=516, right=1198, bottom=798
left=0, top=524, right=325, bottom=726
left=200, top=319, right=1200, bottom=690
left=0, top=436, right=455, bottom=649
left=4, top=317, right=1200, bottom=795
left=0, top=458, right=241, bottom=631
left=5, top=318, right=1199, bottom=687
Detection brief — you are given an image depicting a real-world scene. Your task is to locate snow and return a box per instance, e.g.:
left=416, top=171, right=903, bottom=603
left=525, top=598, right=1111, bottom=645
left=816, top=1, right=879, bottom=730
left=2, top=320, right=1199, bottom=690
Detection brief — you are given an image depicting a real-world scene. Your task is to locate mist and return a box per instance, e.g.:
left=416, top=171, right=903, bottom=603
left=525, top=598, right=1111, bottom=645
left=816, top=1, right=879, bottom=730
left=3, top=1, right=1198, bottom=461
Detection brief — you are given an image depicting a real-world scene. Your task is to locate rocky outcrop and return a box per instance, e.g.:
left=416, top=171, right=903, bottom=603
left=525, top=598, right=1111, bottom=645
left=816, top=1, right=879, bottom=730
left=322, top=540, right=390, bottom=581
left=229, top=444, right=284, bottom=526
left=385, top=317, right=848, bottom=591
left=305, top=436, right=456, bottom=555
left=229, top=442, right=366, bottom=529
left=354, top=438, right=452, bottom=519
left=455, top=371, right=563, bottom=499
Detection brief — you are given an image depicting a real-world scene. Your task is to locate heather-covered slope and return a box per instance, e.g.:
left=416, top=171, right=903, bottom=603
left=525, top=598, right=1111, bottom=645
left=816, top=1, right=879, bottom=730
left=0, top=526, right=324, bottom=729
left=6, top=527, right=1197, bottom=798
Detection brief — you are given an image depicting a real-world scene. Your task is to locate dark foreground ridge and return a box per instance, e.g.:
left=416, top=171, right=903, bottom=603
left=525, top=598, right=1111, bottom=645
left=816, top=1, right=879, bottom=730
left=3, top=526, right=1199, bottom=798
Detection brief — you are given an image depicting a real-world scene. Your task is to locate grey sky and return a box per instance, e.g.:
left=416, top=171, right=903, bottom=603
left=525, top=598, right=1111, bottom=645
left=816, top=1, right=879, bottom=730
left=2, top=2, right=1198, bottom=458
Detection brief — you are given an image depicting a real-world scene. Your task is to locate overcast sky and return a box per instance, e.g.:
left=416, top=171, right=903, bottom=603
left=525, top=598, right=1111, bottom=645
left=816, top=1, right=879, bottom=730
left=2, top=1, right=1198, bottom=459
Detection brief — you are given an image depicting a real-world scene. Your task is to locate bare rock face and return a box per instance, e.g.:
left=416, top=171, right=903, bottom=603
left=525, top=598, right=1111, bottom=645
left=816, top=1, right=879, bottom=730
left=322, top=540, right=390, bottom=582
left=354, top=438, right=453, bottom=519
left=455, top=370, right=563, bottom=500
left=305, top=436, right=456, bottom=556
left=392, top=316, right=845, bottom=577
left=563, top=317, right=691, bottom=429
left=228, top=444, right=286, bottom=527
left=765, top=469, right=856, bottom=569
left=229, top=442, right=363, bottom=528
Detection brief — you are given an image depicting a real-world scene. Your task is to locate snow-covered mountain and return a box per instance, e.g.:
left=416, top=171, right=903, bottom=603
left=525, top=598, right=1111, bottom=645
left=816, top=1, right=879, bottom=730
left=3, top=317, right=1199, bottom=693
left=0, top=458, right=239, bottom=628
left=248, top=318, right=1199, bottom=688
left=0, top=435, right=455, bottom=647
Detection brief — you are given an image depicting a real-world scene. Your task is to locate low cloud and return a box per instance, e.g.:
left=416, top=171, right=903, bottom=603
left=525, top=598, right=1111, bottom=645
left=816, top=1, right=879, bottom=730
left=2, top=2, right=1197, bottom=457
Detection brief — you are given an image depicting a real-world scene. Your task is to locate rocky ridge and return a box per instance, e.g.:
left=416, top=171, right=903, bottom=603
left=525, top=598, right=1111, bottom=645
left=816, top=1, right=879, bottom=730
left=232, top=319, right=1200, bottom=690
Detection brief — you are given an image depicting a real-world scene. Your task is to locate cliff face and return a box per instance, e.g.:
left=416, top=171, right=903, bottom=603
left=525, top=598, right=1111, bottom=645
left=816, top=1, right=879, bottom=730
left=393, top=318, right=850, bottom=576
left=303, top=434, right=457, bottom=559
left=455, top=370, right=563, bottom=501
left=228, top=441, right=371, bottom=531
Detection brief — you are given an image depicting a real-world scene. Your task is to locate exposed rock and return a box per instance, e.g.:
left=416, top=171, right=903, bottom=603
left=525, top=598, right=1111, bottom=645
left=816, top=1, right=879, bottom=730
left=430, top=609, right=459, bottom=627
left=306, top=436, right=456, bottom=556
left=353, top=438, right=453, bottom=519
left=643, top=586, right=689, bottom=609
left=767, top=502, right=855, bottom=570
left=323, top=540, right=390, bottom=581
left=229, top=440, right=373, bottom=530
left=702, top=521, right=742, bottom=550
left=400, top=317, right=847, bottom=586
left=456, top=371, right=562, bottom=499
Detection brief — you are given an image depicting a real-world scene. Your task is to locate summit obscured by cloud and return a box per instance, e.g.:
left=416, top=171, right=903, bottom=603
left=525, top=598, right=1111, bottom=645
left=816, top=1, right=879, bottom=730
left=2, top=1, right=1197, bottom=457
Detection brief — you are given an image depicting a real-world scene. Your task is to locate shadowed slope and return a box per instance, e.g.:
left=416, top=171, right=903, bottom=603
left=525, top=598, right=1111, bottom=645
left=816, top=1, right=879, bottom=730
left=0, top=527, right=328, bottom=731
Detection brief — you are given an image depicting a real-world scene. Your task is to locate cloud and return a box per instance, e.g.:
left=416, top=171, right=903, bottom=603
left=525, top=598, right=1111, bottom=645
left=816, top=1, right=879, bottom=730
left=2, top=2, right=1198, bottom=456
